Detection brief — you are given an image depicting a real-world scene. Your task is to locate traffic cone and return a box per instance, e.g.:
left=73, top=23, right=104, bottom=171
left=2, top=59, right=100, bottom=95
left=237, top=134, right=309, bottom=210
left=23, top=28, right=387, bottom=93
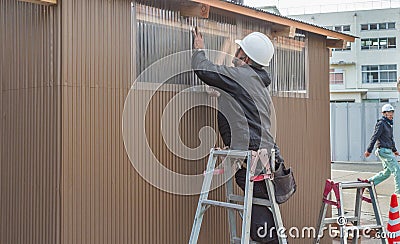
left=387, top=194, right=400, bottom=243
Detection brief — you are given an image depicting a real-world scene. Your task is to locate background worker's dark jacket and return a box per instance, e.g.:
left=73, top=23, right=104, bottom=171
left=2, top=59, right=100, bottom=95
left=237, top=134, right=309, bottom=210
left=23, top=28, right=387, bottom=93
left=367, top=117, right=397, bottom=153
left=191, top=50, right=274, bottom=151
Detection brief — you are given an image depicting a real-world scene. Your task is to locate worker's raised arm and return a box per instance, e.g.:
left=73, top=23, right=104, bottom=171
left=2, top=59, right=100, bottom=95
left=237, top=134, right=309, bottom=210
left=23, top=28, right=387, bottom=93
left=191, top=50, right=240, bottom=93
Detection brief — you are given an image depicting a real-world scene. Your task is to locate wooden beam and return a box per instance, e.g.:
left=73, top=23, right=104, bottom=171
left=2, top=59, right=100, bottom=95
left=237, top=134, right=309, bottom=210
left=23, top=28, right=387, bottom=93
left=18, top=0, right=57, bottom=5
left=326, top=39, right=346, bottom=49
left=180, top=2, right=210, bottom=18
left=271, top=26, right=296, bottom=38
left=189, top=0, right=356, bottom=42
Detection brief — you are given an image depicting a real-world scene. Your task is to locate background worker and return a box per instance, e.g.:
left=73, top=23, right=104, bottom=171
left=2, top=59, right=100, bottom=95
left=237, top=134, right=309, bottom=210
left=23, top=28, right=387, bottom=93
left=365, top=104, right=400, bottom=195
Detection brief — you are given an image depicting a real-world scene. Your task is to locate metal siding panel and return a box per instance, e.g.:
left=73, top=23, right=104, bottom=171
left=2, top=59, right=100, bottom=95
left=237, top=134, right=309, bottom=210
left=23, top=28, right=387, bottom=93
left=335, top=104, right=350, bottom=161
left=1, top=0, right=60, bottom=244
left=348, top=103, right=363, bottom=161
left=273, top=33, right=331, bottom=244
left=59, top=2, right=331, bottom=243
left=330, top=103, right=336, bottom=161
left=394, top=103, right=400, bottom=152
left=2, top=1, right=333, bottom=244
left=365, top=103, right=382, bottom=162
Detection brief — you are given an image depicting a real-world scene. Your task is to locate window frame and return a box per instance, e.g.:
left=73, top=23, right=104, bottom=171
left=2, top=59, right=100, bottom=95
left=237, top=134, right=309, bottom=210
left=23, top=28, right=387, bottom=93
left=360, top=37, right=397, bottom=50
left=327, top=25, right=351, bottom=32
left=329, top=68, right=345, bottom=85
left=361, top=22, right=397, bottom=31
left=361, top=64, right=397, bottom=83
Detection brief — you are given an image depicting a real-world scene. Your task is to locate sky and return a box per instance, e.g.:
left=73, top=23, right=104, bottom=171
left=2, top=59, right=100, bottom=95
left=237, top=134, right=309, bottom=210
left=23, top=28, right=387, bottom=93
left=244, top=0, right=400, bottom=15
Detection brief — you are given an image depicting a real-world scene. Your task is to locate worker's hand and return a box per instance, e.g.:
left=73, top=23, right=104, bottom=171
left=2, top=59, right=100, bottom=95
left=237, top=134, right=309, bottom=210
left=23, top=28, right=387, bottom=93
left=192, top=27, right=204, bottom=49
left=206, top=86, right=220, bottom=97
left=395, top=151, right=400, bottom=156
left=364, top=151, right=371, bottom=158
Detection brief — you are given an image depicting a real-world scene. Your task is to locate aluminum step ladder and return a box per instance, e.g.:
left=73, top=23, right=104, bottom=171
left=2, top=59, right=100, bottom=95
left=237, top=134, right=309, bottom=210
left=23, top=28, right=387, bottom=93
left=314, top=179, right=388, bottom=244
left=189, top=148, right=288, bottom=244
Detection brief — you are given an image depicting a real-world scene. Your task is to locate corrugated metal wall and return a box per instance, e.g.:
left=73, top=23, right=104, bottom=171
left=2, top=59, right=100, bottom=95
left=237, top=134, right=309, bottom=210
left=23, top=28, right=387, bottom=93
left=0, top=1, right=61, bottom=244
left=272, top=33, right=331, bottom=243
left=59, top=0, right=133, bottom=243
left=59, top=0, right=229, bottom=243
left=1, top=1, right=332, bottom=243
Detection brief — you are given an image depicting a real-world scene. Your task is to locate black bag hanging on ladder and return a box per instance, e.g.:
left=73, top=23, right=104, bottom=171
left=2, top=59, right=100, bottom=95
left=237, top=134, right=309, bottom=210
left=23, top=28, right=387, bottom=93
left=273, top=161, right=296, bottom=204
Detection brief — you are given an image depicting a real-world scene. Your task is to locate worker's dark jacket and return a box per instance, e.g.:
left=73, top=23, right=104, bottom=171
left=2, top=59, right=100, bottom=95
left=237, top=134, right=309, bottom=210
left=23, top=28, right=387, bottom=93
left=191, top=50, right=274, bottom=151
left=367, top=116, right=397, bottom=153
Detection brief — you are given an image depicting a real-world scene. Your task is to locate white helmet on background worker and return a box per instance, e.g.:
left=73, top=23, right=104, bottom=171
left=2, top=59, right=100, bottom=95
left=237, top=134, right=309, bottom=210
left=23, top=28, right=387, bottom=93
left=235, top=32, right=275, bottom=67
left=382, top=104, right=395, bottom=113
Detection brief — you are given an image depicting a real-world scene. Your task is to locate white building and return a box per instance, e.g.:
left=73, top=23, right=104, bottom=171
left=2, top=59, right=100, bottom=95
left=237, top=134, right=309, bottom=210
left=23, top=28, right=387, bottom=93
left=290, top=8, right=400, bottom=103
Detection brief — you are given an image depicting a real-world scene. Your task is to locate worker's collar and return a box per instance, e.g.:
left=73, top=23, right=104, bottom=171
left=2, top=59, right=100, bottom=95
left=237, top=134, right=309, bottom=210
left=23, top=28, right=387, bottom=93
left=382, top=116, right=394, bottom=125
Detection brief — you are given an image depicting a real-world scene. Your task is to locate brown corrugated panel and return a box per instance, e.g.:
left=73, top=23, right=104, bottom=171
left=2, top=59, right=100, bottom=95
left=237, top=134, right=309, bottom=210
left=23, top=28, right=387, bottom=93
left=2, top=0, right=333, bottom=243
left=272, top=33, right=331, bottom=244
left=59, top=0, right=230, bottom=242
left=0, top=1, right=61, bottom=244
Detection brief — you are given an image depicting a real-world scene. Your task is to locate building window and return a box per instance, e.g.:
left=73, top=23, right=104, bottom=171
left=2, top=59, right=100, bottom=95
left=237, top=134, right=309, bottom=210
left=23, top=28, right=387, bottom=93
left=333, top=42, right=351, bottom=51
left=330, top=69, right=344, bottom=85
left=269, top=34, right=308, bottom=97
left=327, top=25, right=350, bottom=32
left=388, top=22, right=396, bottom=29
left=369, top=23, right=378, bottom=30
left=361, top=37, right=396, bottom=50
left=342, top=25, right=350, bottom=31
left=362, top=64, right=397, bottom=83
left=361, top=24, right=368, bottom=30
left=361, top=22, right=396, bottom=31
left=388, top=37, right=396, bottom=48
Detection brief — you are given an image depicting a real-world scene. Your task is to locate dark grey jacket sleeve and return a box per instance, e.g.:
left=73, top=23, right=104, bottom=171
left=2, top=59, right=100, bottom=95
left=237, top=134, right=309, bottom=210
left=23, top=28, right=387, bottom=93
left=367, top=120, right=384, bottom=153
left=191, top=50, right=240, bottom=93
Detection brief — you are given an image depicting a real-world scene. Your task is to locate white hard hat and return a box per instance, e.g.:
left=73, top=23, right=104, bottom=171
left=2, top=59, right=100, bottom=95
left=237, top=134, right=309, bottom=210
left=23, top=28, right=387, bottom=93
left=382, top=104, right=395, bottom=112
left=235, top=32, right=275, bottom=67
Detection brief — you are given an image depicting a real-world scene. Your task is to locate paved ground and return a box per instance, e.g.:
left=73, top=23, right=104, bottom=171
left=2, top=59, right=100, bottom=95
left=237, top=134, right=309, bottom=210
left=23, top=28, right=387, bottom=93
left=330, top=161, right=394, bottom=243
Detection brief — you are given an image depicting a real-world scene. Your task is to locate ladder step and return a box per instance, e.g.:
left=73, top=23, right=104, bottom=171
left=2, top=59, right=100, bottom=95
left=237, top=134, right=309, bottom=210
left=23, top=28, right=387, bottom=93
left=344, top=225, right=384, bottom=230
left=229, top=194, right=272, bottom=207
left=341, top=182, right=372, bottom=189
left=233, top=237, right=261, bottom=243
left=201, top=199, right=244, bottom=210
left=212, top=150, right=249, bottom=158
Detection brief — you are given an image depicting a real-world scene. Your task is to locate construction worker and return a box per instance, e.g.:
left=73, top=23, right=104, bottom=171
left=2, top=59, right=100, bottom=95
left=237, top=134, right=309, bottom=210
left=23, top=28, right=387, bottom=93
left=365, top=104, right=400, bottom=194
left=192, top=29, right=275, bottom=153
left=192, top=29, right=278, bottom=243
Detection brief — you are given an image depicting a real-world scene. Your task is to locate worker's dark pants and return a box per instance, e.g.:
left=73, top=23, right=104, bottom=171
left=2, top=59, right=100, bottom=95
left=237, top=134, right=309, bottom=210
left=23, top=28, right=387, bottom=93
left=235, top=168, right=279, bottom=243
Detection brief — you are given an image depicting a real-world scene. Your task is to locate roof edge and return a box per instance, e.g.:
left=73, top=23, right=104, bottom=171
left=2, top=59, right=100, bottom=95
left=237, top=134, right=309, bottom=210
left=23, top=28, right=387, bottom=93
left=189, top=0, right=357, bottom=42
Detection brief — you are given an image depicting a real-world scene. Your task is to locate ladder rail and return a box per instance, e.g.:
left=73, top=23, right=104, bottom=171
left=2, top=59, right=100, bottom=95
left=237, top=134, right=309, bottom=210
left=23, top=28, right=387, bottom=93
left=314, top=192, right=330, bottom=244
left=225, top=158, right=237, bottom=241
left=352, top=188, right=363, bottom=244
left=240, top=151, right=254, bottom=244
left=189, top=149, right=218, bottom=244
left=368, top=184, right=388, bottom=244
